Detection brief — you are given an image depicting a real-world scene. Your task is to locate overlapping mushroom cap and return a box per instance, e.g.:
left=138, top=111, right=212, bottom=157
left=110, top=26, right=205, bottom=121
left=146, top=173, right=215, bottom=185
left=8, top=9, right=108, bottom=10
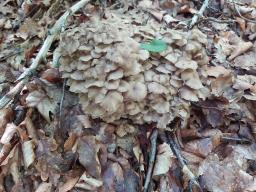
left=58, top=11, right=209, bottom=128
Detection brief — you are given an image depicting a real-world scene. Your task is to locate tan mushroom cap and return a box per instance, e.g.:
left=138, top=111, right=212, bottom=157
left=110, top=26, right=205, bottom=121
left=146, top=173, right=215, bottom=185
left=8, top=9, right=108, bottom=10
left=152, top=101, right=170, bottom=113
left=118, top=80, right=130, bottom=92
left=100, top=91, right=123, bottom=113
left=126, top=81, right=147, bottom=101
left=148, top=82, right=168, bottom=94
left=139, top=50, right=150, bottom=61
left=181, top=69, right=203, bottom=90
left=105, top=80, right=120, bottom=90
left=175, top=57, right=198, bottom=70
left=107, top=69, right=124, bottom=81
left=165, top=53, right=179, bottom=64
left=179, top=87, right=199, bottom=102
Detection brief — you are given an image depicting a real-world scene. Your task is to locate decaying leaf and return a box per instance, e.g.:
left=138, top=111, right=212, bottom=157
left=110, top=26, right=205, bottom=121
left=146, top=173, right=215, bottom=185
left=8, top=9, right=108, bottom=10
left=22, top=140, right=36, bottom=168
left=58, top=176, right=80, bottom=192
left=153, top=143, right=175, bottom=176
left=75, top=172, right=103, bottom=191
left=35, top=182, right=52, bottom=192
left=0, top=123, right=17, bottom=144
left=0, top=108, right=13, bottom=135
left=184, top=137, right=219, bottom=158
left=102, top=162, right=125, bottom=191
left=214, top=31, right=253, bottom=62
left=26, top=86, right=61, bottom=122
left=64, top=133, right=77, bottom=152
left=77, top=136, right=101, bottom=178
left=198, top=144, right=256, bottom=192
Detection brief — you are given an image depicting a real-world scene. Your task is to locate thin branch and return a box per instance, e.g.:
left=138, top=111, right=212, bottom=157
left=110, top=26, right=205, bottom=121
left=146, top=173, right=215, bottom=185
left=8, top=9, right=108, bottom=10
left=58, top=78, right=66, bottom=129
left=166, top=132, right=202, bottom=192
left=143, top=129, right=158, bottom=192
left=221, top=136, right=251, bottom=144
left=0, top=78, right=28, bottom=109
left=200, top=17, right=235, bottom=23
left=0, top=49, right=22, bottom=62
left=0, top=0, right=90, bottom=109
left=233, top=2, right=256, bottom=24
left=17, top=0, right=90, bottom=81
left=189, top=0, right=209, bottom=28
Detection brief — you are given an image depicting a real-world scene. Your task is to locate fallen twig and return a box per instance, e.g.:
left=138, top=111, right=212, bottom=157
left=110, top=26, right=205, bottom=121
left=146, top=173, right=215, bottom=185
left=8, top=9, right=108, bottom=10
left=0, top=78, right=28, bottom=109
left=233, top=2, right=256, bottom=24
left=18, top=0, right=90, bottom=81
left=221, top=136, right=251, bottom=144
left=0, top=49, right=22, bottom=62
left=0, top=0, right=90, bottom=109
left=166, top=132, right=202, bottom=192
left=58, top=78, right=66, bottom=129
left=143, top=129, right=158, bottom=192
left=200, top=17, right=235, bottom=23
left=189, top=0, right=209, bottom=28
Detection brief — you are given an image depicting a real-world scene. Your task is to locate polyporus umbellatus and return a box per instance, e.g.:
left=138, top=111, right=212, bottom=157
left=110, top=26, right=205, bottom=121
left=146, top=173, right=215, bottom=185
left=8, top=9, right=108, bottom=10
left=58, top=10, right=209, bottom=128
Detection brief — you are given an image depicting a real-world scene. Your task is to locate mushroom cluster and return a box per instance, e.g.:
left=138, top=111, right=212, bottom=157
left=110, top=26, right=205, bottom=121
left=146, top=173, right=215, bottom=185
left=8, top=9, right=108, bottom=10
left=59, top=11, right=209, bottom=128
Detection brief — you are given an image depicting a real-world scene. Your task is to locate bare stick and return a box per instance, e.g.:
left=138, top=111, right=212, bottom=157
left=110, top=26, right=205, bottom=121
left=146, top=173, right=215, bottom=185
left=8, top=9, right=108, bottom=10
left=233, top=2, right=256, bottom=24
left=0, top=0, right=90, bottom=109
left=221, top=136, right=251, bottom=144
left=58, top=78, right=67, bottom=129
left=200, top=17, right=235, bottom=23
left=0, top=78, right=28, bottom=109
left=166, top=132, right=202, bottom=192
left=189, top=0, right=210, bottom=28
left=143, top=129, right=158, bottom=192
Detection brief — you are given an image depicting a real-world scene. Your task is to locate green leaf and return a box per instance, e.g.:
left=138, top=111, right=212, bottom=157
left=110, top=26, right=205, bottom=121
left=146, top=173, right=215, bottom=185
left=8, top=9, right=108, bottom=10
left=140, top=39, right=167, bottom=53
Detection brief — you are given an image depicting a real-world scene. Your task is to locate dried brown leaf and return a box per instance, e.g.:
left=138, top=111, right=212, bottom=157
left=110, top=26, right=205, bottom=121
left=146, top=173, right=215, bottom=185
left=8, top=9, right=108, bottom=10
left=0, top=108, right=13, bottom=135
left=77, top=136, right=101, bottom=178
left=184, top=138, right=215, bottom=158
left=102, top=162, right=125, bottom=191
left=64, top=133, right=77, bottom=152
left=22, top=140, right=36, bottom=168
left=35, top=182, right=52, bottom=192
left=58, top=176, right=80, bottom=192
left=228, top=41, right=253, bottom=60
left=75, top=172, right=103, bottom=191
left=26, top=87, right=61, bottom=122
left=153, top=143, right=175, bottom=176
left=0, top=123, right=17, bottom=144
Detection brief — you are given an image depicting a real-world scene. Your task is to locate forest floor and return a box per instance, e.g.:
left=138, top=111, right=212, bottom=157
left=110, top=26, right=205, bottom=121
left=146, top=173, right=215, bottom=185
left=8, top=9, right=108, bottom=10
left=0, top=0, right=256, bottom=191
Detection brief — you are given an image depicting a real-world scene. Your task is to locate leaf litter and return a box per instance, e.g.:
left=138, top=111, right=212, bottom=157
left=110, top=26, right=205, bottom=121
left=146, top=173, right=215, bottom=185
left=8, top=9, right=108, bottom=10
left=0, top=0, right=256, bottom=191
